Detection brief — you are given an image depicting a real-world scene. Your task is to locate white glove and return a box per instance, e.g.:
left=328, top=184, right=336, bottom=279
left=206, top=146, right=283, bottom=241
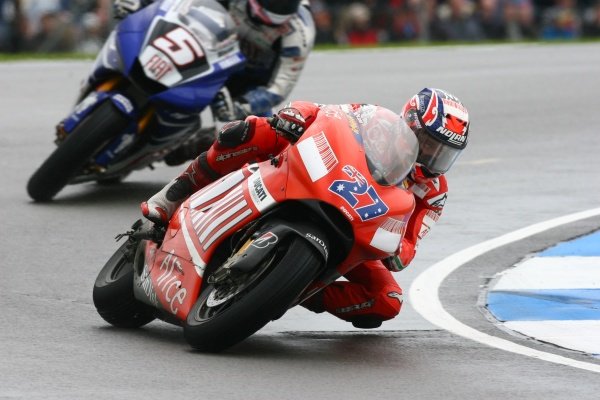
left=114, top=0, right=143, bottom=19
left=211, top=88, right=235, bottom=122
left=211, top=88, right=253, bottom=122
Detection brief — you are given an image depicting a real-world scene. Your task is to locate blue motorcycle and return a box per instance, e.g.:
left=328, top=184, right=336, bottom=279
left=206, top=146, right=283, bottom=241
left=27, top=0, right=245, bottom=201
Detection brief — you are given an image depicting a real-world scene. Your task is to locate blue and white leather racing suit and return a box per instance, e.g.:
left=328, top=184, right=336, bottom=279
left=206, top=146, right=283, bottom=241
left=220, top=0, right=315, bottom=116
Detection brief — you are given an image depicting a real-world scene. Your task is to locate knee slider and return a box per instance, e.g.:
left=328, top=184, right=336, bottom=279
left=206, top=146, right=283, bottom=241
left=217, top=120, right=250, bottom=148
left=376, top=287, right=404, bottom=320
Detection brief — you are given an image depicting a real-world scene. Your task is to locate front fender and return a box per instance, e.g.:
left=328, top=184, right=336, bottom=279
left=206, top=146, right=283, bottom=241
left=63, top=90, right=138, bottom=133
left=227, top=220, right=329, bottom=275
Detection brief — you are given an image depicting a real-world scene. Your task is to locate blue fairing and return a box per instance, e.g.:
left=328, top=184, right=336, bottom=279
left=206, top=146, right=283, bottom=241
left=117, top=3, right=162, bottom=75
left=109, top=1, right=245, bottom=113
left=62, top=91, right=138, bottom=133
left=151, top=66, right=236, bottom=112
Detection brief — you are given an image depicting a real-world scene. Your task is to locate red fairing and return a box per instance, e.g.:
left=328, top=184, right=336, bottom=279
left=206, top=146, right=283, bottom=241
left=282, top=106, right=415, bottom=269
left=145, top=165, right=260, bottom=320
left=143, top=102, right=417, bottom=324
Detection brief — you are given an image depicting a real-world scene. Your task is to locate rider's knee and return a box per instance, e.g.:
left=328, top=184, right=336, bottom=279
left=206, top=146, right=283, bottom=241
left=374, top=286, right=404, bottom=320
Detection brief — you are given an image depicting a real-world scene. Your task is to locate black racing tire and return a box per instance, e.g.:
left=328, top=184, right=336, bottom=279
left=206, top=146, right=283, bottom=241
left=27, top=101, right=130, bottom=201
left=184, top=238, right=322, bottom=352
left=93, top=240, right=155, bottom=328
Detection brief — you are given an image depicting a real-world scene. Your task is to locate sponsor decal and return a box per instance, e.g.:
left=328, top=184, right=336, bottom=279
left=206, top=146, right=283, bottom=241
left=144, top=53, right=175, bottom=81
left=428, top=192, right=447, bottom=209
left=215, top=146, right=258, bottom=162
left=247, top=171, right=276, bottom=212
left=139, top=263, right=158, bottom=307
left=157, top=251, right=187, bottom=314
left=252, top=232, right=278, bottom=248
left=387, top=291, right=404, bottom=305
left=339, top=205, right=354, bottom=221
left=297, top=132, right=339, bottom=182
left=252, top=175, right=267, bottom=201
left=305, top=233, right=328, bottom=259
left=435, top=126, right=466, bottom=146
left=336, top=299, right=375, bottom=314
left=329, top=165, right=389, bottom=221
left=217, top=53, right=243, bottom=69
left=112, top=94, right=134, bottom=114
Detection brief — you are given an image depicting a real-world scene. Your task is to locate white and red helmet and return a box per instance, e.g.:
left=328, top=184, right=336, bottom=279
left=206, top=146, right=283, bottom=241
left=401, top=88, right=470, bottom=176
left=248, top=0, right=302, bottom=25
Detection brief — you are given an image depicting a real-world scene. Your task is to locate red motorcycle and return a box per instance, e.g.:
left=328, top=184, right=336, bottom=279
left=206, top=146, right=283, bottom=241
left=93, top=104, right=418, bottom=352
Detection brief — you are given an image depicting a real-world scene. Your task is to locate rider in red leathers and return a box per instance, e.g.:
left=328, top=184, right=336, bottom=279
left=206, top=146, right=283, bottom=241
left=141, top=88, right=470, bottom=328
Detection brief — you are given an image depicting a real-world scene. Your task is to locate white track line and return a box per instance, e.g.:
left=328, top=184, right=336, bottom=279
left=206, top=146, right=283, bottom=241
left=409, top=207, right=600, bottom=373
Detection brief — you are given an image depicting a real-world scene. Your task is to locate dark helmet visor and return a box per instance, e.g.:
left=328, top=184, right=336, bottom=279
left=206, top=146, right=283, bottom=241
left=415, top=128, right=463, bottom=175
left=258, top=0, right=301, bottom=15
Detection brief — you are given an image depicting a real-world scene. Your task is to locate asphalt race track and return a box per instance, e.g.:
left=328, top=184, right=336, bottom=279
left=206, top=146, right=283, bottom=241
left=2, top=43, right=600, bottom=399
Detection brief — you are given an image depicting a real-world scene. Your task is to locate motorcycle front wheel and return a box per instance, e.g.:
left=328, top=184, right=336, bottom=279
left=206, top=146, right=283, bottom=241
left=27, top=101, right=130, bottom=201
left=184, top=237, right=322, bottom=352
left=93, top=240, right=155, bottom=328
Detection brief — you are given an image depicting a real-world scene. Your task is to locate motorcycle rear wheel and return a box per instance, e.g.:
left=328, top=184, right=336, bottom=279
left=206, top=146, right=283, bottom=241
left=93, top=240, right=155, bottom=328
left=184, top=237, right=322, bottom=352
left=27, top=101, right=130, bottom=201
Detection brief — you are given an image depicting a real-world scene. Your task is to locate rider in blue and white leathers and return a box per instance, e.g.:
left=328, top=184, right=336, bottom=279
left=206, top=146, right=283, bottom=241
left=218, top=0, right=315, bottom=119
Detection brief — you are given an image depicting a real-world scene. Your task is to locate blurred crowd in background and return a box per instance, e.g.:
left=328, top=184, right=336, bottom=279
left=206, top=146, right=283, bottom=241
left=1, top=0, right=600, bottom=53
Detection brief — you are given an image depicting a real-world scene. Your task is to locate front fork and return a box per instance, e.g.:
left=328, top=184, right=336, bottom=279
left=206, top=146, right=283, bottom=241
left=56, top=77, right=159, bottom=170
left=56, top=76, right=140, bottom=144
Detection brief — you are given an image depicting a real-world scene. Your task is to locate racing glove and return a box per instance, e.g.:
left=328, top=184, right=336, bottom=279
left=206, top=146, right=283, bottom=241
left=382, top=254, right=407, bottom=272
left=269, top=107, right=306, bottom=142
left=113, top=0, right=149, bottom=19
left=232, top=99, right=252, bottom=120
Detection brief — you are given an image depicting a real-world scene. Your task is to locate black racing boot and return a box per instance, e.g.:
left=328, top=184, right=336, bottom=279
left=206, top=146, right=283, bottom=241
left=350, top=316, right=383, bottom=329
